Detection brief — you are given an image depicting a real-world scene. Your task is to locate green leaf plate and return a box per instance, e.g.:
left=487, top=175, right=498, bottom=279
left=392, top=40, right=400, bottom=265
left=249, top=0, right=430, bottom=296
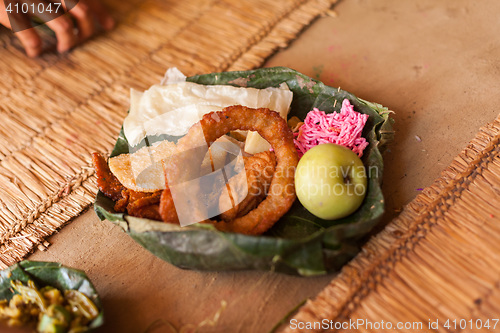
left=94, top=67, right=394, bottom=276
left=0, top=260, right=104, bottom=330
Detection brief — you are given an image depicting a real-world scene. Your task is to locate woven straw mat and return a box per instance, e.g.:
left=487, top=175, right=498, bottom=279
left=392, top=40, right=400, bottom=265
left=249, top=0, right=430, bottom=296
left=0, top=0, right=339, bottom=268
left=280, top=115, right=500, bottom=332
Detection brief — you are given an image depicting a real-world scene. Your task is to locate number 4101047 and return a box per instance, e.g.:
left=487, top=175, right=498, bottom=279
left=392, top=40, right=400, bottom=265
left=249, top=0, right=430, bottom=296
left=5, top=2, right=63, bottom=15
left=444, top=319, right=499, bottom=330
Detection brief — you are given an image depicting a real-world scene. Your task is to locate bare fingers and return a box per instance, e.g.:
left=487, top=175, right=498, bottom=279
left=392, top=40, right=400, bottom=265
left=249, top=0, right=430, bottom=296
left=44, top=13, right=76, bottom=53
left=15, top=27, right=43, bottom=57
left=64, top=0, right=114, bottom=36
left=65, top=1, right=94, bottom=40
left=2, top=0, right=114, bottom=56
left=5, top=8, right=43, bottom=57
left=83, top=0, right=114, bottom=30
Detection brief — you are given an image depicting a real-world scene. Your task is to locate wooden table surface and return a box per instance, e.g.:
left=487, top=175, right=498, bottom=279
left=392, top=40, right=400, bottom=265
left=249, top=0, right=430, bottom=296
left=18, top=0, right=500, bottom=332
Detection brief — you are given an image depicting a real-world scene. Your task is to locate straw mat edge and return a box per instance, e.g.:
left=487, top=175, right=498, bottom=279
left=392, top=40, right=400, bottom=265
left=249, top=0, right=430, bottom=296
left=0, top=0, right=338, bottom=268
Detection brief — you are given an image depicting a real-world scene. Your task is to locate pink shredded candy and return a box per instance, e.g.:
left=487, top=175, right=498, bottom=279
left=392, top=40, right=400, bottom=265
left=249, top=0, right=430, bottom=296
left=294, top=99, right=369, bottom=158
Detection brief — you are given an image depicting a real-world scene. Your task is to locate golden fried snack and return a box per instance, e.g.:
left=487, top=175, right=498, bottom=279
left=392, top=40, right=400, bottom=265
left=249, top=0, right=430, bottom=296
left=108, top=140, right=176, bottom=192
left=165, top=105, right=298, bottom=235
left=159, top=187, right=180, bottom=225
left=93, top=152, right=162, bottom=220
left=93, top=152, right=125, bottom=201
left=219, top=151, right=276, bottom=221
left=125, top=190, right=162, bottom=220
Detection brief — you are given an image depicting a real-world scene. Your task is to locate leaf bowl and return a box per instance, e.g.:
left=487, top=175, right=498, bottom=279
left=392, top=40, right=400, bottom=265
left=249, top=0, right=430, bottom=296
left=94, top=67, right=394, bottom=276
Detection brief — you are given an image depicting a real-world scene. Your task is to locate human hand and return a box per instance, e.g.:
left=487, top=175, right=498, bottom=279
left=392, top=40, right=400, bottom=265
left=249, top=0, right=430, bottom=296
left=0, top=0, right=115, bottom=57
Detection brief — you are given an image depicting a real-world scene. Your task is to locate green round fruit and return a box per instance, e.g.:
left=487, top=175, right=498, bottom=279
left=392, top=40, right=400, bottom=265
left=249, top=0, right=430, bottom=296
left=295, top=143, right=367, bottom=220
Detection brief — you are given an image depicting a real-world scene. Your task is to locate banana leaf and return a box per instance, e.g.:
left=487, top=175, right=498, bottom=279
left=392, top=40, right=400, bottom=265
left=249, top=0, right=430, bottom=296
left=0, top=260, right=104, bottom=330
left=94, top=67, right=394, bottom=276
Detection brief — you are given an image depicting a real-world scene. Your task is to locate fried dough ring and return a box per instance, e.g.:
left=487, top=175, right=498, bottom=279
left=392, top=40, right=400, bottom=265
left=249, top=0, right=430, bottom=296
left=165, top=105, right=298, bottom=235
left=219, top=151, right=276, bottom=221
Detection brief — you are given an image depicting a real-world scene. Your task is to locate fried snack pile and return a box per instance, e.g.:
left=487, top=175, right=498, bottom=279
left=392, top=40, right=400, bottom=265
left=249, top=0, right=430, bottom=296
left=219, top=151, right=276, bottom=221
left=94, top=106, right=298, bottom=235
left=93, top=153, right=163, bottom=221
left=0, top=280, right=99, bottom=332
